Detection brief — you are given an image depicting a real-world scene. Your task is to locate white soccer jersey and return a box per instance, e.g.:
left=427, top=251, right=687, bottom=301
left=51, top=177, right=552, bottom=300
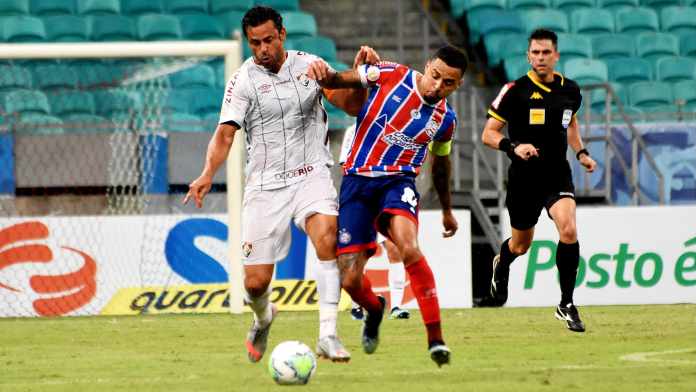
left=220, top=50, right=333, bottom=190
left=338, top=124, right=356, bottom=165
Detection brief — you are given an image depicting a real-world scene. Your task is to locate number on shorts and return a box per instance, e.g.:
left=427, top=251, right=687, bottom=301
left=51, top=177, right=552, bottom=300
left=401, top=187, right=417, bottom=208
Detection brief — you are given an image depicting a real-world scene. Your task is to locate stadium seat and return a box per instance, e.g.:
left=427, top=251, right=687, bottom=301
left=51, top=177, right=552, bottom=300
left=520, top=9, right=569, bottom=33
left=564, top=58, right=608, bottom=85
left=557, top=33, right=592, bottom=63
left=508, top=0, right=551, bottom=11
left=450, top=0, right=468, bottom=19
left=187, top=87, right=222, bottom=116
left=660, top=7, right=696, bottom=36
left=74, top=63, right=125, bottom=87
left=76, top=0, right=119, bottom=15
left=0, top=65, right=32, bottom=90
left=673, top=80, right=696, bottom=110
left=179, top=14, right=226, bottom=40
left=551, top=0, right=595, bottom=14
left=163, top=90, right=191, bottom=113
left=170, top=64, right=216, bottom=88
left=93, top=89, right=142, bottom=116
left=31, top=64, right=78, bottom=90
left=166, top=0, right=208, bottom=14
left=467, top=9, right=517, bottom=45
left=90, top=15, right=137, bottom=41
left=478, top=11, right=524, bottom=41
left=636, top=33, right=680, bottom=63
left=30, top=0, right=74, bottom=15
left=5, top=89, right=50, bottom=115
left=14, top=113, right=64, bottom=134
left=655, top=57, right=696, bottom=83
left=503, top=55, right=530, bottom=80
left=216, top=10, right=244, bottom=37
left=596, top=0, right=639, bottom=11
left=592, top=33, right=635, bottom=59
left=164, top=112, right=203, bottom=132
left=49, top=91, right=95, bottom=115
left=137, top=14, right=182, bottom=40
left=60, top=114, right=112, bottom=133
left=44, top=15, right=89, bottom=41
left=485, top=32, right=527, bottom=66
left=629, top=81, right=673, bottom=109
left=254, top=0, right=300, bottom=11
left=607, top=57, right=653, bottom=83
left=589, top=82, right=628, bottom=112
left=639, top=0, right=680, bottom=11
left=679, top=34, right=696, bottom=58
left=571, top=8, right=614, bottom=35
left=121, top=0, right=163, bottom=15
left=324, top=100, right=352, bottom=129
left=210, top=0, right=253, bottom=14
left=0, top=0, right=28, bottom=15
left=615, top=7, right=659, bottom=34
left=281, top=11, right=317, bottom=38
left=3, top=16, right=46, bottom=42
left=287, top=36, right=338, bottom=61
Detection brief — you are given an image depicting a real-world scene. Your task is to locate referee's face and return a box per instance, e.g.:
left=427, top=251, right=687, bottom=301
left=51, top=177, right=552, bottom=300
left=528, top=39, right=559, bottom=81
left=246, top=20, right=287, bottom=73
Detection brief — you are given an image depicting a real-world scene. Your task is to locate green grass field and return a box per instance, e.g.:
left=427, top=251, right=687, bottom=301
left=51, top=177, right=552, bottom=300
left=1, top=304, right=694, bottom=391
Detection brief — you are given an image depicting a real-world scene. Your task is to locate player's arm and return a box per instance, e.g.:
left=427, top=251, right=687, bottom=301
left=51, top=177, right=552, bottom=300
left=323, top=88, right=367, bottom=117
left=482, top=116, right=539, bottom=161
left=567, top=115, right=596, bottom=172
left=430, top=142, right=458, bottom=238
left=184, top=122, right=239, bottom=208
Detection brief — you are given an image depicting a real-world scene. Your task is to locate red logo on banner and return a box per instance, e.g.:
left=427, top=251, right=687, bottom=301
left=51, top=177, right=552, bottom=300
left=0, top=222, right=97, bottom=316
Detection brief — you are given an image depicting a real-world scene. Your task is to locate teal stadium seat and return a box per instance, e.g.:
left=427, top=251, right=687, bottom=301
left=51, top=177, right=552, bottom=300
left=138, top=14, right=182, bottom=40
left=0, top=0, right=28, bottom=14
left=521, top=9, right=569, bottom=33
left=508, top=0, right=551, bottom=11
left=14, top=114, right=64, bottom=134
left=478, top=11, right=524, bottom=47
left=450, top=0, right=468, bottom=19
left=164, top=112, right=203, bottom=132
left=551, top=0, right=595, bottom=14
left=32, top=64, right=77, bottom=89
left=3, top=16, right=46, bottom=42
left=30, top=0, right=74, bottom=15
left=94, top=89, right=142, bottom=116
left=680, top=34, right=696, bottom=58
left=564, top=58, right=608, bottom=85
left=557, top=33, right=592, bottom=63
left=329, top=60, right=350, bottom=72
left=589, top=82, right=628, bottom=113
left=655, top=57, right=696, bottom=83
left=503, top=55, right=530, bottom=80
left=485, top=32, right=526, bottom=65
left=673, top=80, right=696, bottom=110
left=121, top=0, right=163, bottom=15
left=636, top=33, right=679, bottom=64
left=187, top=87, right=222, bottom=116
left=90, top=15, right=137, bottom=41
left=287, top=36, right=338, bottom=61
left=170, top=64, right=216, bottom=88
left=216, top=10, right=244, bottom=36
left=464, top=0, right=507, bottom=43
left=596, top=0, right=639, bottom=11
left=44, top=16, right=89, bottom=41
left=255, top=0, right=300, bottom=11
left=639, top=0, right=680, bottom=12
left=5, top=89, right=50, bottom=114
left=629, top=81, right=673, bottom=109
left=571, top=8, right=614, bottom=35
left=592, top=33, right=635, bottom=59
left=281, top=11, right=317, bottom=38
left=615, top=7, right=659, bottom=34
left=179, top=14, right=225, bottom=39
left=607, top=57, right=653, bottom=83
left=76, top=0, right=119, bottom=15
left=0, top=65, right=32, bottom=90
left=660, top=7, right=696, bottom=35
left=60, top=114, right=112, bottom=133
left=163, top=90, right=191, bottom=113
left=201, top=112, right=219, bottom=131
left=166, top=0, right=208, bottom=14
left=210, top=0, right=253, bottom=14
left=49, top=91, right=95, bottom=115
left=324, top=100, right=352, bottom=129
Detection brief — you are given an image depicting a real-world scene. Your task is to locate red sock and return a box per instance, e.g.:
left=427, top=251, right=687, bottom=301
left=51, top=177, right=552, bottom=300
left=345, top=275, right=383, bottom=313
left=406, top=257, right=443, bottom=344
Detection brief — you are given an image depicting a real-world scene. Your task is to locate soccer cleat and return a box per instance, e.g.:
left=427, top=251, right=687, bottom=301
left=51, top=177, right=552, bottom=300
left=490, top=254, right=510, bottom=306
left=245, top=304, right=278, bottom=363
left=361, top=296, right=386, bottom=354
left=316, top=335, right=351, bottom=362
left=428, top=342, right=451, bottom=367
left=555, top=303, right=586, bottom=332
left=350, top=306, right=364, bottom=321
left=389, top=306, right=410, bottom=319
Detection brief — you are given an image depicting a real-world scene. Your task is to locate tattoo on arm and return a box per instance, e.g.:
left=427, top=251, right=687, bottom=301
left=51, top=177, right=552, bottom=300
left=431, top=155, right=452, bottom=211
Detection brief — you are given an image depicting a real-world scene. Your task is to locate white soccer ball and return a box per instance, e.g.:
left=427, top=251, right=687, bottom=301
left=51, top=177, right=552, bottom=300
left=268, top=341, right=317, bottom=385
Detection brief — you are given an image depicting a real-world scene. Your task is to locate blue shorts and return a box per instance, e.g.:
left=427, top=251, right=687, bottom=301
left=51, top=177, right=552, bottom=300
left=337, top=174, right=419, bottom=256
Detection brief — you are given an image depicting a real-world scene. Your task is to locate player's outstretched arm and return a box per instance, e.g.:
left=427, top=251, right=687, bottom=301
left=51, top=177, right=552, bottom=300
left=431, top=153, right=458, bottom=238
left=322, top=46, right=380, bottom=116
left=567, top=116, right=596, bottom=173
left=183, top=122, right=239, bottom=208
left=307, top=62, right=363, bottom=89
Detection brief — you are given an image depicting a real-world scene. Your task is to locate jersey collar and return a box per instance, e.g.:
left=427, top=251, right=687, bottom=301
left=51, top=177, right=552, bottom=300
left=526, top=70, right=565, bottom=92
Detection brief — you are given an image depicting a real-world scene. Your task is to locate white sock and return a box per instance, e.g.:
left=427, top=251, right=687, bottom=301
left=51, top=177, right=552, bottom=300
left=389, top=262, right=406, bottom=309
left=316, top=259, right=340, bottom=339
left=245, top=286, right=272, bottom=328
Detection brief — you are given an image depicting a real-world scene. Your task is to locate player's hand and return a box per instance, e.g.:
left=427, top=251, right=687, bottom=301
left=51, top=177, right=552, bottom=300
left=442, top=209, right=458, bottom=238
left=306, top=59, right=335, bottom=86
left=183, top=174, right=213, bottom=209
left=580, top=154, right=596, bottom=173
left=513, top=143, right=540, bottom=160
left=352, top=46, right=381, bottom=69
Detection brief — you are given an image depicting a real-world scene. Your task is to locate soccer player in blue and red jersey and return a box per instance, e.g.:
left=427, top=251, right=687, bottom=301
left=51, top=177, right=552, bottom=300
left=307, top=46, right=468, bottom=367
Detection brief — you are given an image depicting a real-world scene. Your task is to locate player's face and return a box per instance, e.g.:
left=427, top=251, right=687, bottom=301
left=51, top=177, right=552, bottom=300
left=246, top=20, right=287, bottom=73
left=528, top=39, right=559, bottom=80
left=420, top=58, right=462, bottom=104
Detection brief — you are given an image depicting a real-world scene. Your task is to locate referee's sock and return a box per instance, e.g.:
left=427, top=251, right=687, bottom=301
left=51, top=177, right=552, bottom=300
left=556, top=241, right=580, bottom=305
left=406, top=257, right=443, bottom=345
left=499, top=237, right=520, bottom=267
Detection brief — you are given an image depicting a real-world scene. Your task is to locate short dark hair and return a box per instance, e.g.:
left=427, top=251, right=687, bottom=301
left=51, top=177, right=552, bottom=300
left=242, top=6, right=283, bottom=37
left=528, top=28, right=558, bottom=49
left=432, top=45, right=469, bottom=75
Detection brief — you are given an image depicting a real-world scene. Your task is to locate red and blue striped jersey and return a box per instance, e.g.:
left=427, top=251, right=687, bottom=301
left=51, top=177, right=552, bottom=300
left=342, top=62, right=457, bottom=176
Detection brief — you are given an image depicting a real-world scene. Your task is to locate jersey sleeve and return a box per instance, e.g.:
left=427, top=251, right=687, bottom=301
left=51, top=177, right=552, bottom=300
left=357, top=61, right=401, bottom=88
left=219, top=68, right=250, bottom=128
left=487, top=82, right=515, bottom=123
left=572, top=84, right=582, bottom=115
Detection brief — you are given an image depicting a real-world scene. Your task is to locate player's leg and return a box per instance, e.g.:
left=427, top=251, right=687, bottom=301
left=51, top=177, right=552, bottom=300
left=548, top=196, right=585, bottom=332
left=383, top=238, right=409, bottom=319
left=243, top=263, right=277, bottom=362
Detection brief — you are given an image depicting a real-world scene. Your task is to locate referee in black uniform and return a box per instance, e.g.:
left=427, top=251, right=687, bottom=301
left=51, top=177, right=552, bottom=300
left=481, top=29, right=597, bottom=332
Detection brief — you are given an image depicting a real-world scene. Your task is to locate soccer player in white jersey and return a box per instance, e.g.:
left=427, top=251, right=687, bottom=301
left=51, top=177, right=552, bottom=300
left=184, top=6, right=375, bottom=363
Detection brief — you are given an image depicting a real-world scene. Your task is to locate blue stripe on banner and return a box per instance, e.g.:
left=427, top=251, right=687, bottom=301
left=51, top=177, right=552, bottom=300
left=0, top=133, right=15, bottom=194
left=140, top=134, right=168, bottom=194
left=276, top=224, right=307, bottom=279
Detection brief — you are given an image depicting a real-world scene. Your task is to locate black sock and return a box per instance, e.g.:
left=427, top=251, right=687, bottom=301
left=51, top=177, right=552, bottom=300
left=499, top=238, right=520, bottom=267
left=556, top=241, right=580, bottom=306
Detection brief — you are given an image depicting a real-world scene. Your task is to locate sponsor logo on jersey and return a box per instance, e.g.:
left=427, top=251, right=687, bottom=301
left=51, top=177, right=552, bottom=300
left=425, top=119, right=439, bottom=138
left=274, top=165, right=315, bottom=180
left=383, top=132, right=422, bottom=151
left=392, top=95, right=402, bottom=103
left=258, top=83, right=272, bottom=94
left=562, top=109, right=573, bottom=128
left=530, top=91, right=543, bottom=100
